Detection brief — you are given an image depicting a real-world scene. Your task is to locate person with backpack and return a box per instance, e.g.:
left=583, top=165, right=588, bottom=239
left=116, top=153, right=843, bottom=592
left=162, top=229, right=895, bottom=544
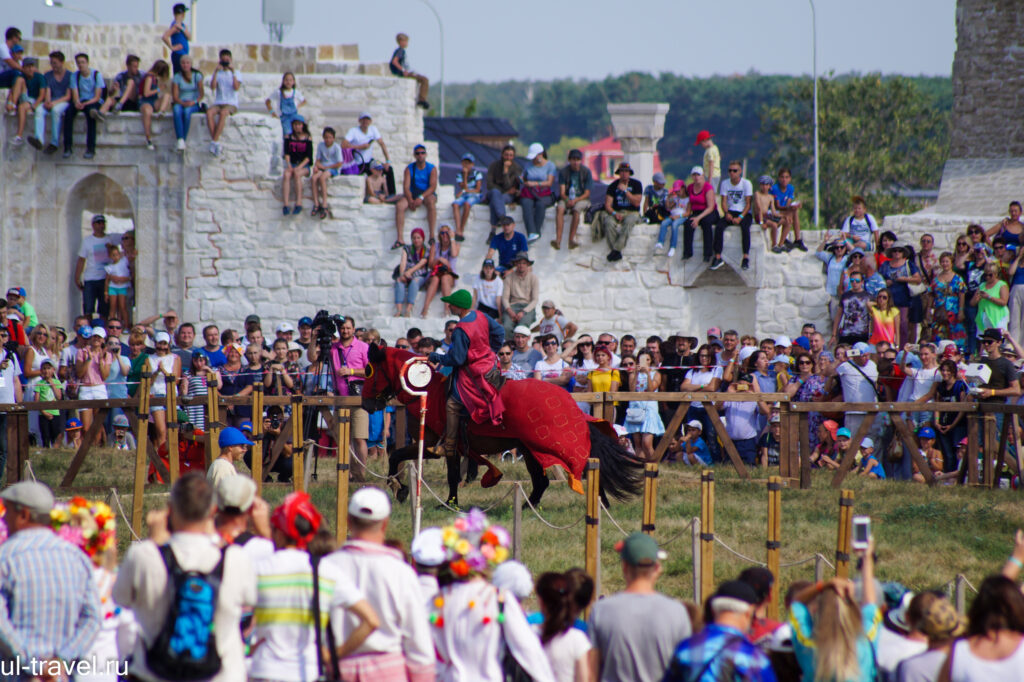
left=841, top=195, right=880, bottom=252
left=63, top=52, right=105, bottom=159
left=251, top=492, right=380, bottom=682
left=113, top=473, right=257, bottom=682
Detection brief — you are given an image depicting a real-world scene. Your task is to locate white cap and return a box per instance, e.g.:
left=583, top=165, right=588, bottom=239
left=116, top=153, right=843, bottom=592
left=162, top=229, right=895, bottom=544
left=690, top=165, right=704, bottom=176
left=348, top=486, right=391, bottom=521
left=513, top=325, right=532, bottom=337
left=526, top=142, right=544, bottom=160
left=937, top=339, right=955, bottom=352
left=410, top=527, right=447, bottom=566
left=685, top=419, right=703, bottom=432
left=774, top=335, right=792, bottom=347
left=772, top=355, right=790, bottom=365
left=861, top=437, right=874, bottom=449
left=91, top=326, right=107, bottom=339
left=216, top=475, right=257, bottom=513
left=287, top=341, right=303, bottom=352
left=738, top=345, right=757, bottom=363
left=276, top=322, right=294, bottom=333
left=492, top=560, right=534, bottom=600
left=154, top=331, right=171, bottom=343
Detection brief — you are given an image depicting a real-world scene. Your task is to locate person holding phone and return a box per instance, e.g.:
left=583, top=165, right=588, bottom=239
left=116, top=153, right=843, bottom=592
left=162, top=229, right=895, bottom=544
left=205, top=48, right=242, bottom=157
left=623, top=350, right=664, bottom=462
left=721, top=374, right=770, bottom=465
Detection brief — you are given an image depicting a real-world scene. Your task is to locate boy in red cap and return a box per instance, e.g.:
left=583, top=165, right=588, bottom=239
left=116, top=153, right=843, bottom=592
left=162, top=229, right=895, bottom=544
left=695, top=130, right=721, bottom=189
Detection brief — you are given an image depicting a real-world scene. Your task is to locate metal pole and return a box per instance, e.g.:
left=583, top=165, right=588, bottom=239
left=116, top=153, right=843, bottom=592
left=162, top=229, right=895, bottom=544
left=190, top=0, right=197, bottom=41
left=809, top=0, right=820, bottom=228
left=417, top=0, right=444, bottom=115
left=153, top=0, right=159, bottom=23
left=414, top=394, right=427, bottom=537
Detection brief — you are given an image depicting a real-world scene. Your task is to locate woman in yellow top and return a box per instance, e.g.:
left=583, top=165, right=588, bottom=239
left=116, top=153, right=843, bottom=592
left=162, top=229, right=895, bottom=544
left=868, top=288, right=900, bottom=347
left=583, top=345, right=620, bottom=417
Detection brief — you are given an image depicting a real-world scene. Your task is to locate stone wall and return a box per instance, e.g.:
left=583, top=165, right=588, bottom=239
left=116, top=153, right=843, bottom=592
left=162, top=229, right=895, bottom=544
left=950, top=0, right=1024, bottom=158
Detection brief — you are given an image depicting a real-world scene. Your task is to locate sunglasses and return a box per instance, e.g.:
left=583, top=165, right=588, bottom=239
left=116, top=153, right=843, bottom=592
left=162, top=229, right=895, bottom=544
left=851, top=253, right=863, bottom=258
left=798, top=360, right=813, bottom=366
left=578, top=341, right=593, bottom=347
left=621, top=363, right=635, bottom=368
left=995, top=245, right=1006, bottom=249
left=543, top=341, right=558, bottom=347
left=396, top=344, right=411, bottom=350
left=498, top=351, right=512, bottom=356
left=414, top=151, right=426, bottom=156
left=728, top=168, right=741, bottom=173
left=850, top=278, right=863, bottom=283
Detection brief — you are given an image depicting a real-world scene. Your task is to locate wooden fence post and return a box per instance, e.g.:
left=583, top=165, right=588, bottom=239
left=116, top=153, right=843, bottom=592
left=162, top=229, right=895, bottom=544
left=798, top=412, right=811, bottom=490
left=584, top=458, right=601, bottom=605
left=835, top=489, right=855, bottom=579
left=954, top=574, right=967, bottom=614
left=251, top=384, right=264, bottom=495
left=166, top=379, right=179, bottom=485
left=513, top=484, right=523, bottom=562
left=291, top=396, right=304, bottom=492
left=966, top=415, right=980, bottom=485
left=206, top=380, right=220, bottom=467
left=766, top=475, right=782, bottom=620
left=642, top=463, right=659, bottom=535
left=779, top=403, right=791, bottom=480
left=131, top=377, right=152, bottom=538
left=336, top=407, right=351, bottom=543
left=691, top=517, right=702, bottom=604
left=700, top=470, right=715, bottom=604
left=6, top=411, right=28, bottom=485
left=983, top=414, right=996, bottom=488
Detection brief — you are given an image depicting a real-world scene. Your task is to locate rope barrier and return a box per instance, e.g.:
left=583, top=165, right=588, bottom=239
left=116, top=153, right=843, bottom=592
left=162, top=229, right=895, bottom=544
left=714, top=536, right=768, bottom=567
left=23, top=461, right=36, bottom=482
left=655, top=517, right=698, bottom=547
left=779, top=555, right=819, bottom=568
left=518, top=483, right=587, bottom=531
left=599, top=498, right=632, bottom=538
left=109, top=488, right=142, bottom=542
left=961, top=576, right=980, bottom=594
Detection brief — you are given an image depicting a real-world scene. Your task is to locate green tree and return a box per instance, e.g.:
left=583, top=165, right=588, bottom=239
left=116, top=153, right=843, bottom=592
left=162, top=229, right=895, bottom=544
left=760, top=74, right=949, bottom=228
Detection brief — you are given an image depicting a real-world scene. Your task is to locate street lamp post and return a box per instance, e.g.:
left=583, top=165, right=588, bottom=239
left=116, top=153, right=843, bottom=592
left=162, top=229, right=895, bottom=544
left=809, top=0, right=819, bottom=228
left=44, top=0, right=100, bottom=22
left=416, top=0, right=444, bottom=116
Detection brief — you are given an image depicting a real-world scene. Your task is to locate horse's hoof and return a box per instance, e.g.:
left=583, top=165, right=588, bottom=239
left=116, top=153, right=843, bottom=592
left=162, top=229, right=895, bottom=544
left=396, top=485, right=409, bottom=504
left=444, top=497, right=461, bottom=511
left=481, top=469, right=503, bottom=488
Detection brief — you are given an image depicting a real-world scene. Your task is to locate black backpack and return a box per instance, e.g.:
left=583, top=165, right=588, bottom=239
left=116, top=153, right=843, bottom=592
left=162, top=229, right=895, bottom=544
left=145, top=544, right=227, bottom=680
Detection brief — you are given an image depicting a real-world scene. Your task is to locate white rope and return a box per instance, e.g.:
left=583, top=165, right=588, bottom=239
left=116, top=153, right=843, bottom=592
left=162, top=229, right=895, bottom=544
left=654, top=517, right=698, bottom=547
left=714, top=536, right=767, bottom=566
left=346, top=444, right=393, bottom=480
left=518, top=483, right=586, bottom=531
left=23, top=461, right=36, bottom=482
left=599, top=498, right=631, bottom=537
left=108, top=488, right=142, bottom=542
left=417, top=472, right=464, bottom=513
left=961, top=576, right=980, bottom=595
left=779, top=555, right=819, bottom=568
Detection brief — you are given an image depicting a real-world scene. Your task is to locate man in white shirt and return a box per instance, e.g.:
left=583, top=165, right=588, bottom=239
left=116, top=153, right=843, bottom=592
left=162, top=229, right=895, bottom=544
left=205, top=48, right=242, bottom=157
left=113, top=473, right=257, bottom=682
left=534, top=300, right=577, bottom=344
left=73, top=214, right=120, bottom=319
left=829, top=341, right=879, bottom=438
left=712, top=161, right=754, bottom=271
left=323, top=487, right=435, bottom=682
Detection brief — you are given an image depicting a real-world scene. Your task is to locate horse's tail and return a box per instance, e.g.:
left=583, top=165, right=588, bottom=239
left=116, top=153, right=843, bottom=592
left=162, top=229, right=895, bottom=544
left=588, top=422, right=644, bottom=501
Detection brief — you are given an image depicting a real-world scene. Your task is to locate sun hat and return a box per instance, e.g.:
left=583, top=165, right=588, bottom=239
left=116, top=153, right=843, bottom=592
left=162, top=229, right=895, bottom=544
left=525, top=143, right=544, bottom=160
left=694, top=130, right=714, bottom=145
left=440, top=289, right=473, bottom=311
left=218, top=427, right=253, bottom=447
left=616, top=162, right=634, bottom=175
left=510, top=251, right=534, bottom=265
left=438, top=508, right=510, bottom=579
left=615, top=532, right=666, bottom=566
left=411, top=527, right=447, bottom=567
left=921, top=598, right=966, bottom=639
left=112, top=414, right=130, bottom=428
left=348, top=486, right=391, bottom=521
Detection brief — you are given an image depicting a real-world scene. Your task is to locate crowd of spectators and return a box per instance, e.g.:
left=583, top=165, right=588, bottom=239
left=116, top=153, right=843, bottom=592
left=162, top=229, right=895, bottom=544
left=0, top=471, right=1020, bottom=682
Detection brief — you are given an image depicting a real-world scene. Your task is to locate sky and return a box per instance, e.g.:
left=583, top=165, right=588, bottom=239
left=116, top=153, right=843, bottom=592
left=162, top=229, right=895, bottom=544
left=9, top=0, right=956, bottom=82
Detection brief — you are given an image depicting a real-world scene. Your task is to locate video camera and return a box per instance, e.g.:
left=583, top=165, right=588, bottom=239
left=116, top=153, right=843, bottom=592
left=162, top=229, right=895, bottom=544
left=311, top=310, right=345, bottom=351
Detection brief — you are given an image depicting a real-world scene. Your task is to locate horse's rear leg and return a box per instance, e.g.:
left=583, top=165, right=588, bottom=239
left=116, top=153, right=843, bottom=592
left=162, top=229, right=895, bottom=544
left=446, top=452, right=461, bottom=509
left=523, top=449, right=549, bottom=508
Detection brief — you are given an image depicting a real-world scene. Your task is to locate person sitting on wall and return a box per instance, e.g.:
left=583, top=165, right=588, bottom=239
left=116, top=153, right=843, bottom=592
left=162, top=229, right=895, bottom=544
left=99, top=54, right=143, bottom=116
left=205, top=48, right=242, bottom=158
left=552, top=148, right=593, bottom=251
left=389, top=32, right=430, bottom=109
left=63, top=52, right=105, bottom=160
left=594, top=163, right=643, bottom=263
left=485, top=144, right=523, bottom=237
left=393, top=144, right=438, bottom=250
left=451, top=153, right=484, bottom=243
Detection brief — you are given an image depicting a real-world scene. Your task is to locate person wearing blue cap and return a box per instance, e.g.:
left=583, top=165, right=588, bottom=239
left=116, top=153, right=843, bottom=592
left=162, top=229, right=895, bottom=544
left=208, top=426, right=253, bottom=486
left=913, top=427, right=943, bottom=483
left=0, top=28, right=23, bottom=89
left=451, top=153, right=484, bottom=242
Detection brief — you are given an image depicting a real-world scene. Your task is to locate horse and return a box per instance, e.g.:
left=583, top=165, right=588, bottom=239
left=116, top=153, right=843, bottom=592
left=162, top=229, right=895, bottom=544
left=361, top=344, right=643, bottom=509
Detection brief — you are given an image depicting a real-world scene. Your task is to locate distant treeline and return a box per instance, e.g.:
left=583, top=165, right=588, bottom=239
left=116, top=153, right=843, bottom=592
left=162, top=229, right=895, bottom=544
left=444, top=72, right=952, bottom=181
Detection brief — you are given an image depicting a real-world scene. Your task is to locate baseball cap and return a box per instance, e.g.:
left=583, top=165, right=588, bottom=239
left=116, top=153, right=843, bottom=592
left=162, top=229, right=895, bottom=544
left=11, top=45, right=23, bottom=54
left=413, top=143, right=426, bottom=153
left=861, top=437, right=875, bottom=449
left=77, top=326, right=93, bottom=339
left=707, top=326, right=722, bottom=339
left=239, top=420, right=254, bottom=433
left=91, top=326, right=107, bottom=339
left=298, top=316, right=313, bottom=327
left=758, top=175, right=772, bottom=185
left=287, top=341, right=302, bottom=353
left=460, top=152, right=475, bottom=163
left=918, top=426, right=936, bottom=439
left=836, top=427, right=852, bottom=439
left=710, top=580, right=759, bottom=613
left=154, top=331, right=171, bottom=344
left=685, top=420, right=703, bottom=432
left=492, top=560, right=534, bottom=600
left=244, top=314, right=261, bottom=325
left=738, top=345, right=757, bottom=363
left=66, top=417, right=83, bottom=430
left=694, top=130, right=714, bottom=145
left=772, top=355, right=791, bottom=366
left=770, top=415, right=781, bottom=424
left=358, top=111, right=372, bottom=120
left=671, top=179, right=685, bottom=192
left=348, top=486, right=391, bottom=521
left=794, top=336, right=811, bottom=351
left=91, top=214, right=106, bottom=224
left=173, top=2, right=188, bottom=12
left=22, top=56, right=38, bottom=67
left=980, top=328, right=1003, bottom=343
left=615, top=532, right=666, bottom=566
left=774, top=335, right=792, bottom=348
left=216, top=475, right=256, bottom=513
left=275, top=322, right=294, bottom=334
left=410, top=527, right=446, bottom=566
left=482, top=258, right=496, bottom=267
left=513, top=325, right=532, bottom=337
left=852, top=341, right=872, bottom=354
left=218, top=426, right=254, bottom=447
left=541, top=300, right=555, bottom=309
left=613, top=423, right=628, bottom=437
left=652, top=172, right=666, bottom=185
left=690, top=165, right=704, bottom=176
left=0, top=481, right=55, bottom=514
left=921, top=598, right=966, bottom=639
left=112, top=414, right=131, bottom=428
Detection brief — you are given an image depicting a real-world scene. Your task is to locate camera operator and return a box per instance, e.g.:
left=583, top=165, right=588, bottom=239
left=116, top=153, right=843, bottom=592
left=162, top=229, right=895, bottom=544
left=0, top=341, right=23, bottom=472
left=307, top=314, right=370, bottom=482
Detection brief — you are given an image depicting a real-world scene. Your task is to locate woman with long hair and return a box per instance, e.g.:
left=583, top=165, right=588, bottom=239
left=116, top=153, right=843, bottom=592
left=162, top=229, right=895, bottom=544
left=139, top=59, right=170, bottom=150
left=146, top=331, right=181, bottom=449
left=790, top=538, right=881, bottom=682
left=679, top=343, right=722, bottom=459
left=953, top=234, right=972, bottom=278
left=940, top=575, right=1024, bottom=680
left=421, top=224, right=460, bottom=317
left=533, top=334, right=571, bottom=388
left=966, top=223, right=992, bottom=255
left=179, top=350, right=221, bottom=432
left=393, top=227, right=428, bottom=318
left=519, top=144, right=556, bottom=242
left=972, top=262, right=1010, bottom=333
left=535, top=572, right=592, bottom=682
left=171, top=54, right=203, bottom=150
left=76, top=327, right=113, bottom=445
left=929, top=252, right=968, bottom=349
left=281, top=117, right=313, bottom=216
left=923, top=359, right=969, bottom=472
left=868, top=289, right=900, bottom=348
left=582, top=345, right=620, bottom=420
left=472, top=258, right=502, bottom=320
left=22, top=324, right=51, bottom=379
left=624, top=349, right=664, bottom=462
left=786, top=351, right=828, bottom=453
left=566, top=336, right=597, bottom=415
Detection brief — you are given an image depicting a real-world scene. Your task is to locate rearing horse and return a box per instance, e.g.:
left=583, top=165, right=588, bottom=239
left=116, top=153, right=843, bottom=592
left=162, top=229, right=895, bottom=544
left=361, top=345, right=643, bottom=508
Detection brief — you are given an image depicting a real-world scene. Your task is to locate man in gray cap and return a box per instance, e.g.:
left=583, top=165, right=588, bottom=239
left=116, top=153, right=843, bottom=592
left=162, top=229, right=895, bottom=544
left=74, top=214, right=119, bottom=318
left=323, top=487, right=434, bottom=681
left=0, top=481, right=100, bottom=670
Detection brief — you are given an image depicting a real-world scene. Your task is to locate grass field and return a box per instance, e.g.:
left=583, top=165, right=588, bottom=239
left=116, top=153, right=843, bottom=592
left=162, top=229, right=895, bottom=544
left=25, top=445, right=1024, bottom=607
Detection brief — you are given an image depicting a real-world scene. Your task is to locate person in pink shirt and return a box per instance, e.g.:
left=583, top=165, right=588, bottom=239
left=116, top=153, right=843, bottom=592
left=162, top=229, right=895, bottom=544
left=75, top=326, right=112, bottom=444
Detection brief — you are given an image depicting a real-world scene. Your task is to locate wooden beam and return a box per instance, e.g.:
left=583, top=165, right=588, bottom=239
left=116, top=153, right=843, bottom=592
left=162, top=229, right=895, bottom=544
left=799, top=413, right=811, bottom=490
left=653, top=402, right=689, bottom=462
left=251, top=383, right=264, bottom=493
left=60, top=407, right=109, bottom=487
left=890, top=414, right=936, bottom=486
left=830, top=413, right=877, bottom=488
left=704, top=403, right=750, bottom=479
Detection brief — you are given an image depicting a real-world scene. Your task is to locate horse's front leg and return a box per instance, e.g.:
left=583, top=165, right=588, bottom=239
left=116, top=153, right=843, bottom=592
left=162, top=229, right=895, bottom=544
left=522, top=448, right=550, bottom=509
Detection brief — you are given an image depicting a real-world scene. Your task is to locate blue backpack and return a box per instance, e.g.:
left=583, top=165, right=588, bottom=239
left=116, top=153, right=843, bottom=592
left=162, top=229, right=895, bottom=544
left=146, top=544, right=226, bottom=680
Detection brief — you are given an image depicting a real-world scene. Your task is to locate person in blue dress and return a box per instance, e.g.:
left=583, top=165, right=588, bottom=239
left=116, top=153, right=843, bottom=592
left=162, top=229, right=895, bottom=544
left=623, top=350, right=665, bottom=462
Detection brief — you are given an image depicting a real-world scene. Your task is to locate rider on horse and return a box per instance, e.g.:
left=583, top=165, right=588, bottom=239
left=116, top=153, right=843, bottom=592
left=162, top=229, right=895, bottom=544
left=425, top=289, right=505, bottom=458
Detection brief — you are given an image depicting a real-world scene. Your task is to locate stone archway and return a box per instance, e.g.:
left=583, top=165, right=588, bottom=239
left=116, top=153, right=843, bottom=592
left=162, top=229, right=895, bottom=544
left=61, top=173, right=136, bottom=324
left=689, top=266, right=757, bottom=336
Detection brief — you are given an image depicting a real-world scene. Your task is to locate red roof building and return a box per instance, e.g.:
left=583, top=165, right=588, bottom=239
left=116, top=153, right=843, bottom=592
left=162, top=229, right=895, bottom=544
left=579, top=136, right=664, bottom=182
